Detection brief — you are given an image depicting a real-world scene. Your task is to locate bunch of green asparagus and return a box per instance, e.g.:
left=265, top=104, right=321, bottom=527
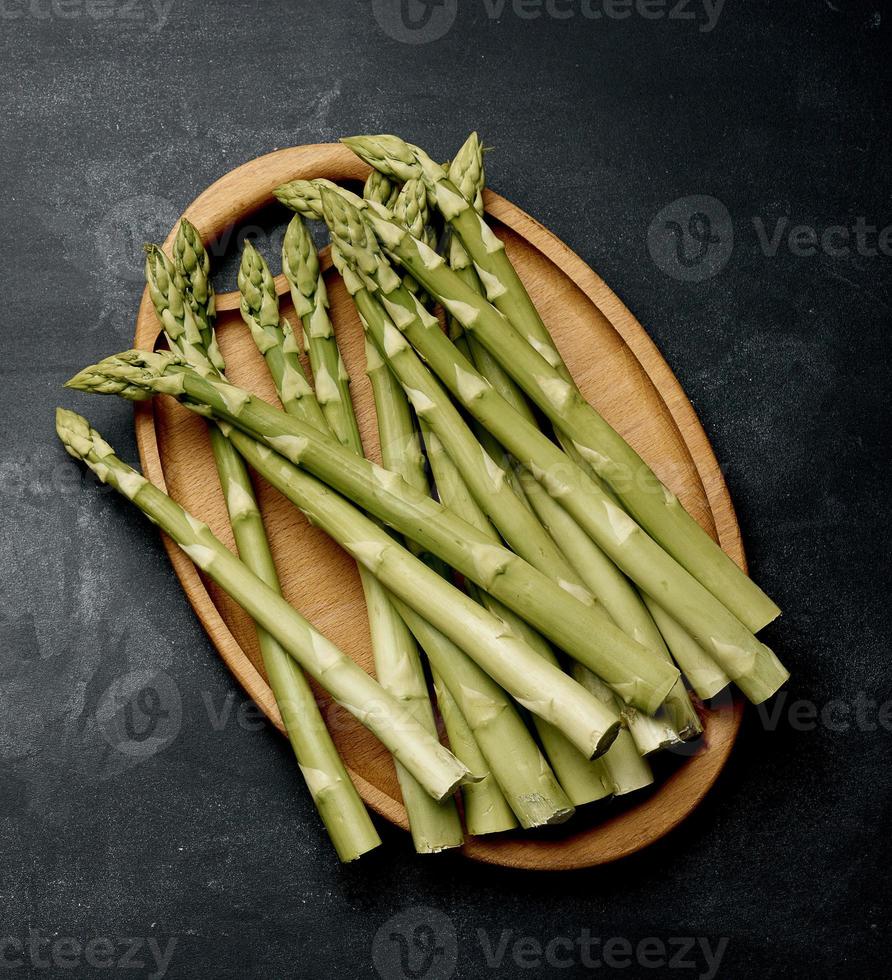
left=58, top=132, right=788, bottom=862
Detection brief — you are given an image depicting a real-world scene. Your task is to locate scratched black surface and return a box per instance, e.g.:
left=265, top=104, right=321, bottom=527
left=1, top=2, right=889, bottom=978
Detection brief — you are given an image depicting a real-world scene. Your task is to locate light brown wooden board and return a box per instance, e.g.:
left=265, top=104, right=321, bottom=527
left=133, top=144, right=744, bottom=871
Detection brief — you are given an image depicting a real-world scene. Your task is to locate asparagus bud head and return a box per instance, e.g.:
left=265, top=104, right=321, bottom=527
left=238, top=240, right=279, bottom=329
left=447, top=132, right=485, bottom=212
left=65, top=349, right=184, bottom=400
left=282, top=215, right=320, bottom=302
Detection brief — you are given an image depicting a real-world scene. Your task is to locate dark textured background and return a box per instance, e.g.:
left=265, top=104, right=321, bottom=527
left=1, top=1, right=889, bottom=977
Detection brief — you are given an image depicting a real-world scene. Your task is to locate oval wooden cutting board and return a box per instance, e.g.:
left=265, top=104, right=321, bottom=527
left=133, top=143, right=744, bottom=871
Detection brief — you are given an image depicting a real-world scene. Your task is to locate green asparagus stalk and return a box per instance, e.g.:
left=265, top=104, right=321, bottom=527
left=393, top=599, right=573, bottom=827
left=242, top=235, right=462, bottom=853
left=341, top=253, right=603, bottom=609
left=361, top=574, right=464, bottom=851
left=445, top=134, right=616, bottom=487
left=363, top=168, right=400, bottom=209
left=68, top=350, right=678, bottom=718
left=366, top=330, right=592, bottom=810
left=169, top=219, right=224, bottom=370
left=516, top=469, right=701, bottom=745
left=56, top=409, right=475, bottom=803
left=342, top=132, right=781, bottom=635
left=237, top=241, right=329, bottom=430
left=210, top=442, right=385, bottom=851
left=281, top=216, right=362, bottom=449
left=438, top=148, right=724, bottom=717
left=574, top=664, right=654, bottom=796
left=275, top=176, right=354, bottom=221
left=324, top=193, right=785, bottom=704
left=420, top=421, right=613, bottom=806
left=430, top=677, right=518, bottom=834
left=224, top=426, right=623, bottom=759
left=641, top=596, right=731, bottom=700
left=392, top=177, right=435, bottom=300
left=363, top=334, right=522, bottom=832
left=146, top=237, right=380, bottom=861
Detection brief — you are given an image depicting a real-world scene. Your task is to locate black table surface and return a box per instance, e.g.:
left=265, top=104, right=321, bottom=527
left=1, top=2, right=889, bottom=977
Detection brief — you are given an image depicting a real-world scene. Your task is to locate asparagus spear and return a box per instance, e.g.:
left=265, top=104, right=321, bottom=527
left=145, top=236, right=380, bottom=861
left=275, top=177, right=350, bottom=221
left=67, top=350, right=677, bottom=718
left=282, top=223, right=518, bottom=834
left=278, top=169, right=720, bottom=707
left=420, top=422, right=614, bottom=806
left=363, top=335, right=523, bottom=831
left=429, top=677, right=518, bottom=834
left=392, top=598, right=574, bottom=827
left=342, top=132, right=781, bottom=635
left=335, top=241, right=603, bottom=609
left=574, top=664, right=654, bottom=796
left=321, top=193, right=786, bottom=704
left=363, top=168, right=400, bottom=209
left=641, top=596, right=731, bottom=701
left=281, top=216, right=361, bottom=450
left=249, top=234, right=462, bottom=853
left=237, top=241, right=329, bottom=429
left=56, top=409, right=475, bottom=802
left=391, top=177, right=435, bottom=300
left=166, top=224, right=223, bottom=375
left=517, top=469, right=701, bottom=744
left=364, top=333, right=584, bottom=818
left=69, top=348, right=628, bottom=755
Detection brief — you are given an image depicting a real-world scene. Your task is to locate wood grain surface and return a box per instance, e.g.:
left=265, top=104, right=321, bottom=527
left=133, top=144, right=744, bottom=871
